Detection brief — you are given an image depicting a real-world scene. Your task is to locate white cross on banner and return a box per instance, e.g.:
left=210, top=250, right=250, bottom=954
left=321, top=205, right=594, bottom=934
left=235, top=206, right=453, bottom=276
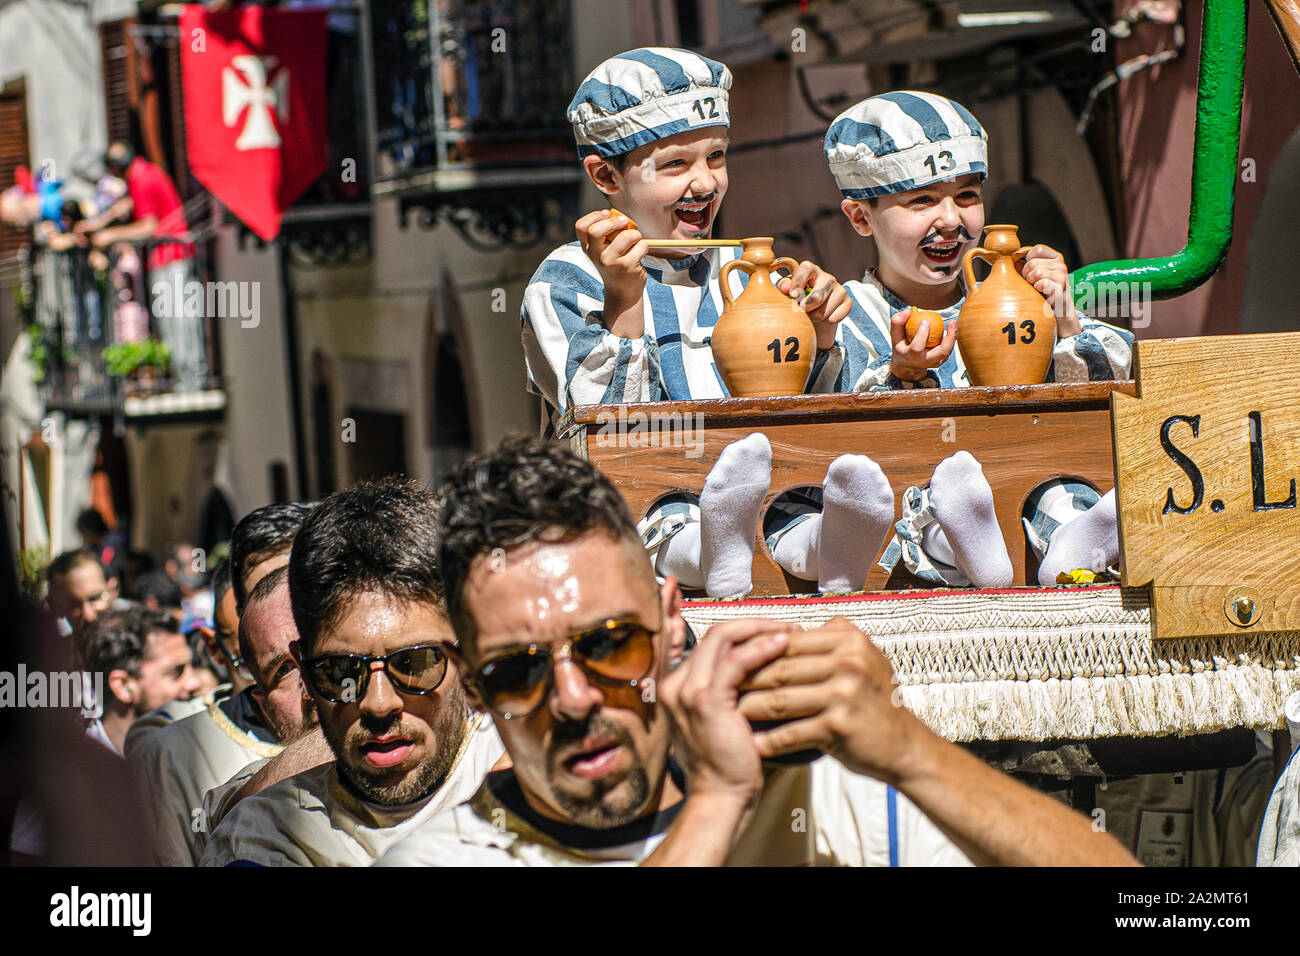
left=180, top=6, right=328, bottom=240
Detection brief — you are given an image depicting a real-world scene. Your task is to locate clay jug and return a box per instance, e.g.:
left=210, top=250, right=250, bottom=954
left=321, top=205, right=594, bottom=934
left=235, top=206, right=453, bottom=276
left=957, top=225, right=1056, bottom=386
left=712, top=237, right=814, bottom=398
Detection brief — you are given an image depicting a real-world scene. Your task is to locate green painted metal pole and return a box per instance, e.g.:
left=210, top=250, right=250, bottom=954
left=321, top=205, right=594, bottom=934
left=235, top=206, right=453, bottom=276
left=1070, top=0, right=1248, bottom=307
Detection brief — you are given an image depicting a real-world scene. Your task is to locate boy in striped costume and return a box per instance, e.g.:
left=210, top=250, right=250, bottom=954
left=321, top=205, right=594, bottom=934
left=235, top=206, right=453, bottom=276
left=523, top=48, right=861, bottom=598
left=757, top=92, right=1136, bottom=592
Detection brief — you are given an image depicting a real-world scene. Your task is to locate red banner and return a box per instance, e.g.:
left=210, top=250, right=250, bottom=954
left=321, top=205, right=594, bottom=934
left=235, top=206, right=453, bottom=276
left=179, top=5, right=328, bottom=240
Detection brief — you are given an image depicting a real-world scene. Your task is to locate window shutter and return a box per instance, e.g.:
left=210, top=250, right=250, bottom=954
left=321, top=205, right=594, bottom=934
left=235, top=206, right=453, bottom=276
left=99, top=19, right=138, bottom=147
left=0, top=79, right=31, bottom=262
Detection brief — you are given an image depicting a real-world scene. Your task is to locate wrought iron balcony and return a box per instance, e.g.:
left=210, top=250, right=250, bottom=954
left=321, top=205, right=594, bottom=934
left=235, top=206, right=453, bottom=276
left=25, top=237, right=226, bottom=423
left=369, top=0, right=581, bottom=249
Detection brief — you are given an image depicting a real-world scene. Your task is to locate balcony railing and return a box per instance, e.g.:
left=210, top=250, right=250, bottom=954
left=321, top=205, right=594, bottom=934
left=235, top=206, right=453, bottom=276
left=370, top=0, right=577, bottom=193
left=26, top=237, right=226, bottom=422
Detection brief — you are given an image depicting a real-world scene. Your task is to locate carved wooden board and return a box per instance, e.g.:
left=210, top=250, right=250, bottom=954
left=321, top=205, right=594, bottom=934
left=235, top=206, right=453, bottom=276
left=1112, top=333, right=1300, bottom=639
left=563, top=384, right=1130, bottom=596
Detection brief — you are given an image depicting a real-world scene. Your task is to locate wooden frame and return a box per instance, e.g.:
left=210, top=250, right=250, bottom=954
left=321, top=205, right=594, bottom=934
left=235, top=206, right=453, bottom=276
left=560, top=382, right=1135, bottom=595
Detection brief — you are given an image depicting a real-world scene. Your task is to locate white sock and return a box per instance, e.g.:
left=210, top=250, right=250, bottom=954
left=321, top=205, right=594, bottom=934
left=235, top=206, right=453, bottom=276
left=921, top=523, right=957, bottom=567
left=815, top=455, right=894, bottom=592
left=1037, top=489, right=1119, bottom=585
left=770, top=516, right=820, bottom=583
left=654, top=522, right=704, bottom=590
left=700, top=433, right=771, bottom=598
left=928, top=451, right=1013, bottom=588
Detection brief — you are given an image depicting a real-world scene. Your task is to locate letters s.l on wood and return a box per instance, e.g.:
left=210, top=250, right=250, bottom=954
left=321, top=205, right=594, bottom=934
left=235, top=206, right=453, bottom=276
left=1112, top=333, right=1300, bottom=639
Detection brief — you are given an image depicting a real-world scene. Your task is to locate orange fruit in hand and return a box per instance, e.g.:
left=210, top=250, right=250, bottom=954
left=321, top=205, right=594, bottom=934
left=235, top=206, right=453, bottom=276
left=905, top=308, right=944, bottom=348
left=604, top=207, right=639, bottom=244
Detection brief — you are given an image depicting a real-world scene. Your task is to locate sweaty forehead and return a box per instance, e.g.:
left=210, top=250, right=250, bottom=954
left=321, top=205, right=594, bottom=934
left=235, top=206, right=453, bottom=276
left=313, top=590, right=453, bottom=657
left=462, top=532, right=656, bottom=652
left=243, top=587, right=296, bottom=656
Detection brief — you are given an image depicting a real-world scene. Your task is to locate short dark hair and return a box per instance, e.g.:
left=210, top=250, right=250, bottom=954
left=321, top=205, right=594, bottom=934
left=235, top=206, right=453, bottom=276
left=288, top=479, right=443, bottom=657
left=46, top=549, right=105, bottom=588
left=79, top=605, right=178, bottom=680
left=76, top=508, right=108, bottom=537
left=211, top=559, right=233, bottom=607
left=136, top=569, right=181, bottom=608
left=229, top=502, right=314, bottom=614
left=238, top=564, right=289, bottom=669
left=436, top=436, right=640, bottom=643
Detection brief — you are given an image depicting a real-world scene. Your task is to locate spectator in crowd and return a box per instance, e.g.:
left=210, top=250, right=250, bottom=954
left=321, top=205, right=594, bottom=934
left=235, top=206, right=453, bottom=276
left=379, top=438, right=1138, bottom=867
left=45, top=550, right=115, bottom=642
left=129, top=566, right=306, bottom=866
left=75, top=508, right=127, bottom=585
left=228, top=501, right=316, bottom=614
left=136, top=568, right=182, bottom=610
left=120, top=549, right=157, bottom=602
left=76, top=140, right=206, bottom=387
left=185, top=629, right=223, bottom=698
left=201, top=479, right=502, bottom=866
left=78, top=606, right=204, bottom=755
left=164, top=541, right=209, bottom=598
left=127, top=503, right=314, bottom=750
left=123, top=573, right=231, bottom=744
left=193, top=560, right=253, bottom=695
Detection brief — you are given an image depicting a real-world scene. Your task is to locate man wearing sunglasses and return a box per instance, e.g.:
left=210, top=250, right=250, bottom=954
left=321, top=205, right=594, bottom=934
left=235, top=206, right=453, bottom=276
left=379, top=438, right=1137, bottom=866
left=201, top=478, right=503, bottom=866
left=129, top=565, right=302, bottom=865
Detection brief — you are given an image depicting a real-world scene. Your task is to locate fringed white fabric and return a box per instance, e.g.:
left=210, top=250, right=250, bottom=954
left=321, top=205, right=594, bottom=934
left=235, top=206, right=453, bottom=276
left=680, top=586, right=1300, bottom=743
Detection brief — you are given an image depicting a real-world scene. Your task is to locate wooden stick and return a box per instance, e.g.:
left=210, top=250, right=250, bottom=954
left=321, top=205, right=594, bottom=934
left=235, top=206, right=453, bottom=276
left=642, top=239, right=744, bottom=248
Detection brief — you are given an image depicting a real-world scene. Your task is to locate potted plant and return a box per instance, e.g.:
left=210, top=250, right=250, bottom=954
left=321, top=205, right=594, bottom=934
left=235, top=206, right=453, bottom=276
left=102, top=339, right=172, bottom=394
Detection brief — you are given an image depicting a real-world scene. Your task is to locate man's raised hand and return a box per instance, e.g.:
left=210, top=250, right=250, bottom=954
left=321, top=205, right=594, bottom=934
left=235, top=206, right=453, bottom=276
left=659, top=618, right=790, bottom=805
left=738, top=616, right=924, bottom=786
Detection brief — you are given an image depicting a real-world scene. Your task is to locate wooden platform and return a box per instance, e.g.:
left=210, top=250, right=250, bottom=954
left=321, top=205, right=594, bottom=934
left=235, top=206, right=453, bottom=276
left=559, top=382, right=1136, bottom=596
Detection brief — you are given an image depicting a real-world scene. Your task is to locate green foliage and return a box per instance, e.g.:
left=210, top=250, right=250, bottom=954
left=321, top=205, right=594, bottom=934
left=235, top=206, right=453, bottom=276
left=26, top=324, right=48, bottom=385
left=102, top=339, right=172, bottom=377
left=18, top=546, right=51, bottom=601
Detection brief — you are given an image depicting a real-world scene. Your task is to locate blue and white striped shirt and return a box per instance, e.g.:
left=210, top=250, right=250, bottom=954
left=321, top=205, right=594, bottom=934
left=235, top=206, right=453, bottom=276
left=522, top=242, right=846, bottom=434
left=835, top=271, right=1134, bottom=391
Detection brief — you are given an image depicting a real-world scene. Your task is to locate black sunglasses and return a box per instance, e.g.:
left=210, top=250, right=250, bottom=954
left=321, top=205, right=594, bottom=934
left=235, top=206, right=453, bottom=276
left=302, top=644, right=449, bottom=703
left=469, top=618, right=658, bottom=720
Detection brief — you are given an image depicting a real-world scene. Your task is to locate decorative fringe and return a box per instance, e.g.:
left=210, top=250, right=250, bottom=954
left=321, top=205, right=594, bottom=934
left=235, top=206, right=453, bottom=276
left=680, top=587, right=1300, bottom=743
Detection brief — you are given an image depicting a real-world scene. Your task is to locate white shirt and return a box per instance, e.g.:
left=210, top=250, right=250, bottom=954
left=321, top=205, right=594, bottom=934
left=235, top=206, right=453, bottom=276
left=125, top=690, right=283, bottom=866
left=378, top=754, right=971, bottom=867
left=200, top=715, right=503, bottom=866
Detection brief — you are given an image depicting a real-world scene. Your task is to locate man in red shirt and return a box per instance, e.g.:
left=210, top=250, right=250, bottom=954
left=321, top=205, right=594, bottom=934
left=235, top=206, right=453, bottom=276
left=80, top=141, right=207, bottom=387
